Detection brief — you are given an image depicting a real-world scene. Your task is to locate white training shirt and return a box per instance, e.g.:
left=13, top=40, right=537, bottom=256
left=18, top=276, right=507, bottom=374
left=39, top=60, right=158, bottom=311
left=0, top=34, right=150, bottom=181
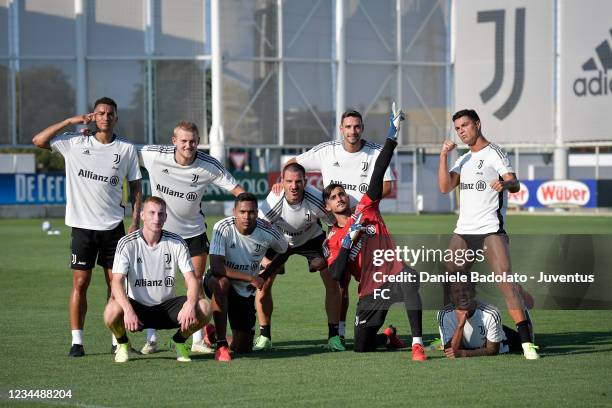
left=450, top=143, right=513, bottom=235
left=112, top=230, right=194, bottom=307
left=258, top=185, right=331, bottom=247
left=209, top=217, right=288, bottom=298
left=296, top=140, right=394, bottom=208
left=437, top=300, right=509, bottom=354
left=50, top=132, right=141, bottom=230
left=139, top=146, right=238, bottom=238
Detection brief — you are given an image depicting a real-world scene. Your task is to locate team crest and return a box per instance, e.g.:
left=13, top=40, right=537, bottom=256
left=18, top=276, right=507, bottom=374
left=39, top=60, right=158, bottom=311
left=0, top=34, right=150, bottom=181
left=361, top=161, right=368, bottom=172
left=477, top=160, right=484, bottom=169
left=191, top=174, right=199, bottom=183
left=305, top=213, right=311, bottom=222
left=113, top=154, right=120, bottom=164
left=255, top=244, right=262, bottom=253
left=164, top=253, right=171, bottom=264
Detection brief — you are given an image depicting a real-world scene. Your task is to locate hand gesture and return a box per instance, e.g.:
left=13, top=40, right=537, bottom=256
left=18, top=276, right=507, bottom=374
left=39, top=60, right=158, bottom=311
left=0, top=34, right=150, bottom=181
left=489, top=179, right=505, bottom=192
left=271, top=182, right=283, bottom=195
left=441, top=140, right=457, bottom=155
left=386, top=102, right=405, bottom=141
left=67, top=113, right=95, bottom=126
left=341, top=213, right=367, bottom=249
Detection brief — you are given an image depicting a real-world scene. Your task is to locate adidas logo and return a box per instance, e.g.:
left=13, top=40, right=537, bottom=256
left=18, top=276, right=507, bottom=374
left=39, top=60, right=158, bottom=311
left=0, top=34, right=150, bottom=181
left=332, top=162, right=340, bottom=167
left=162, top=168, right=169, bottom=174
left=230, top=242, right=236, bottom=248
left=137, top=257, right=142, bottom=263
left=573, top=29, right=612, bottom=97
left=82, top=149, right=90, bottom=155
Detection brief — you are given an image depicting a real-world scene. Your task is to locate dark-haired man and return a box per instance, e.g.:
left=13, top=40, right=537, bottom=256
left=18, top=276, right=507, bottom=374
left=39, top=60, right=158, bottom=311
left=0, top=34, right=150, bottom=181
left=204, top=193, right=288, bottom=361
left=254, top=163, right=343, bottom=352
left=324, top=104, right=426, bottom=360
left=32, top=97, right=142, bottom=357
left=438, top=109, right=539, bottom=360
left=283, top=109, right=395, bottom=342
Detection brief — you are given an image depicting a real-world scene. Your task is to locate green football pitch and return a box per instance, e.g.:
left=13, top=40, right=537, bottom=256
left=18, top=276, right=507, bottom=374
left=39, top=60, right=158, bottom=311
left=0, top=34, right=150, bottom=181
left=1, top=214, right=611, bottom=407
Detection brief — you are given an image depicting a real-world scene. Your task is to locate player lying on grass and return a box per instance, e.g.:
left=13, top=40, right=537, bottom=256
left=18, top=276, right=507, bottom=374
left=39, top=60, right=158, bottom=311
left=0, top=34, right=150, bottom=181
left=104, top=196, right=211, bottom=363
left=438, top=282, right=526, bottom=358
left=324, top=104, right=426, bottom=360
left=203, top=193, right=289, bottom=361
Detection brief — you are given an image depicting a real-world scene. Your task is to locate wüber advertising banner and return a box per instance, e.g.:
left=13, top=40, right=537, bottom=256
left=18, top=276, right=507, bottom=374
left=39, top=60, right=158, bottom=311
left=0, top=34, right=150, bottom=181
left=508, top=179, right=597, bottom=208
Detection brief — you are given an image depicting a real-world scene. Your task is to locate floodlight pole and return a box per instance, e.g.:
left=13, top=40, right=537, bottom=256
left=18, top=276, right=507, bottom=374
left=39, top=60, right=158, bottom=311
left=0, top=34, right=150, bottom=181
left=553, top=0, right=567, bottom=180
left=335, top=0, right=346, bottom=139
left=209, top=0, right=225, bottom=162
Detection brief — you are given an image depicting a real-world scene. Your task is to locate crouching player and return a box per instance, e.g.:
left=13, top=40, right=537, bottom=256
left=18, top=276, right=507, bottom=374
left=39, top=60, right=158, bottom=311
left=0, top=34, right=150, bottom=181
left=438, top=282, right=524, bottom=358
left=324, top=104, right=426, bottom=361
left=204, top=193, right=289, bottom=361
left=104, top=196, right=211, bottom=363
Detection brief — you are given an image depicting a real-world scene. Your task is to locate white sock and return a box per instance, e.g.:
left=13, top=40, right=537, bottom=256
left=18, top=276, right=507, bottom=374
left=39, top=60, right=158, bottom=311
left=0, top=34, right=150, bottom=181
left=192, top=329, right=203, bottom=343
left=412, top=336, right=423, bottom=346
left=338, top=321, right=346, bottom=337
left=112, top=335, right=118, bottom=346
left=72, top=330, right=83, bottom=345
left=147, top=329, right=157, bottom=343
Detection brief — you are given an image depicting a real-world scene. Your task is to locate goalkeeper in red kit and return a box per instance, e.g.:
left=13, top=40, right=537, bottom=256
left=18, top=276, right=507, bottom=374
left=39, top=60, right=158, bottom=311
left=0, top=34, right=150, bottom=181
left=323, top=104, right=426, bottom=361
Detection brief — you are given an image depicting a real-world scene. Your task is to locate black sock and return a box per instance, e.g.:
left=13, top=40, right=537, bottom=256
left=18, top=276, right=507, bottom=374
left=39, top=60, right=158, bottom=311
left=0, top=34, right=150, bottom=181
left=328, top=323, right=339, bottom=339
left=117, top=334, right=129, bottom=344
left=406, top=309, right=423, bottom=338
left=260, top=325, right=271, bottom=339
left=516, top=320, right=533, bottom=343
left=172, top=331, right=187, bottom=344
left=376, top=333, right=389, bottom=347
left=216, top=339, right=229, bottom=348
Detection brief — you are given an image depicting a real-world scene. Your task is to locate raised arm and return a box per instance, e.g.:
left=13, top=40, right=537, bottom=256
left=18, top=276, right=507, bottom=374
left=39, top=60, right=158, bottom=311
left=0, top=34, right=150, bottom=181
left=32, top=113, right=95, bottom=149
left=438, top=140, right=460, bottom=194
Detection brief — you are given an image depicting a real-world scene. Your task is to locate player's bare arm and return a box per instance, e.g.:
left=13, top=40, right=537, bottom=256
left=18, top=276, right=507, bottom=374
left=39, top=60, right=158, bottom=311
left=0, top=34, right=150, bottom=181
left=32, top=113, right=95, bottom=149
left=438, top=140, right=460, bottom=193
left=210, top=254, right=265, bottom=290
left=490, top=173, right=520, bottom=193
left=382, top=181, right=393, bottom=198
left=110, top=274, right=141, bottom=332
left=128, top=179, right=143, bottom=233
left=177, top=271, right=199, bottom=332
left=230, top=185, right=246, bottom=197
left=444, top=310, right=468, bottom=358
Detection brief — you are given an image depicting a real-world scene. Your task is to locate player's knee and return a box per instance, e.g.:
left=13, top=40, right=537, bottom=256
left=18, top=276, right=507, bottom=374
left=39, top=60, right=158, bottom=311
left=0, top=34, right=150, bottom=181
left=73, top=274, right=91, bottom=291
left=197, top=299, right=212, bottom=323
left=103, top=300, right=122, bottom=327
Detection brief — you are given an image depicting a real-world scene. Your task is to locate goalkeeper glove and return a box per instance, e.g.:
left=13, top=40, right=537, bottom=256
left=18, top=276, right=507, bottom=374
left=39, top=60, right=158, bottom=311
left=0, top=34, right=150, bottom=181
left=341, top=213, right=366, bottom=249
left=386, top=102, right=405, bottom=141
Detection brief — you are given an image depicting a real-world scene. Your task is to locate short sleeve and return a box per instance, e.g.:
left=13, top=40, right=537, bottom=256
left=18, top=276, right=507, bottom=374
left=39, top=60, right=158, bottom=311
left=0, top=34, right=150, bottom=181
left=258, top=191, right=282, bottom=223
left=209, top=221, right=230, bottom=257
left=450, top=154, right=466, bottom=174
left=490, top=147, right=514, bottom=176
left=175, top=239, right=195, bottom=274
left=138, top=145, right=156, bottom=168
left=270, top=231, right=288, bottom=254
left=438, top=309, right=457, bottom=346
left=50, top=132, right=75, bottom=156
left=485, top=309, right=504, bottom=343
left=112, top=239, right=131, bottom=275
left=295, top=143, right=327, bottom=171
left=126, top=145, right=142, bottom=181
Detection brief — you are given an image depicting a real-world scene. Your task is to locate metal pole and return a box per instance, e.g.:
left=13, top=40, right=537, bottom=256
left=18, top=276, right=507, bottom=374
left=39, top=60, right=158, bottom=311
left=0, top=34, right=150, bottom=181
left=595, top=146, right=600, bottom=180
left=75, top=0, right=87, bottom=116
left=145, top=0, right=154, bottom=144
left=8, top=0, right=19, bottom=144
left=277, top=0, right=284, bottom=147
left=335, top=0, right=345, bottom=139
left=209, top=0, right=225, bottom=161
left=553, top=0, right=567, bottom=180
left=396, top=0, right=402, bottom=145
left=514, top=147, right=520, bottom=178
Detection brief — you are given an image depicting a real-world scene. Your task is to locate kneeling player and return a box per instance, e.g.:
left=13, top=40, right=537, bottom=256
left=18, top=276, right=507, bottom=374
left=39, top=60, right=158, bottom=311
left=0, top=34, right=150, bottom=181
left=438, top=282, right=524, bottom=358
left=325, top=104, right=426, bottom=360
left=104, top=196, right=211, bottom=363
left=204, top=193, right=288, bottom=361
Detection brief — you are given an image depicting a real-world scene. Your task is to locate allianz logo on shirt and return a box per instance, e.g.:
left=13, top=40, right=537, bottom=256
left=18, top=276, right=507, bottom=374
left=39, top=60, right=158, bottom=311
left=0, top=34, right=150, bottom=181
left=134, top=276, right=175, bottom=287
left=156, top=184, right=198, bottom=201
left=460, top=181, right=488, bottom=191
left=77, top=169, right=120, bottom=186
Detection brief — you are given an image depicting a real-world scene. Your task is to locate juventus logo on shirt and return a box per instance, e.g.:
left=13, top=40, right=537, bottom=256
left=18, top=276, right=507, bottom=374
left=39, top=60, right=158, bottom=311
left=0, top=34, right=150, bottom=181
left=255, top=244, right=262, bottom=253
left=164, top=253, right=171, bottom=264
left=305, top=213, right=311, bottom=222
left=478, top=160, right=484, bottom=169
left=361, top=162, right=368, bottom=172
left=192, top=174, right=199, bottom=183
left=113, top=154, right=121, bottom=164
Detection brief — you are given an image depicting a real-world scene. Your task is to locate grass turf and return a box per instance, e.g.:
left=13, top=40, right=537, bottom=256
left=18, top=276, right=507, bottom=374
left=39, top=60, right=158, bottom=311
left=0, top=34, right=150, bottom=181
left=1, top=214, right=611, bottom=407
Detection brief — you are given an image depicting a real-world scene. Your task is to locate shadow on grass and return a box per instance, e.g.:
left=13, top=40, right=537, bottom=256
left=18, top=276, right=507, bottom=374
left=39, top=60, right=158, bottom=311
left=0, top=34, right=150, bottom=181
left=536, top=331, right=612, bottom=357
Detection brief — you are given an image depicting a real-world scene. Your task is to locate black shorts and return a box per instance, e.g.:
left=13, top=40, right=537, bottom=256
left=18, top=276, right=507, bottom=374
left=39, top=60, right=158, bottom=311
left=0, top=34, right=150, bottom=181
left=129, top=296, right=187, bottom=330
left=455, top=232, right=508, bottom=251
left=265, top=233, right=326, bottom=273
left=184, top=232, right=210, bottom=257
left=202, top=272, right=256, bottom=333
left=70, top=222, right=125, bottom=270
